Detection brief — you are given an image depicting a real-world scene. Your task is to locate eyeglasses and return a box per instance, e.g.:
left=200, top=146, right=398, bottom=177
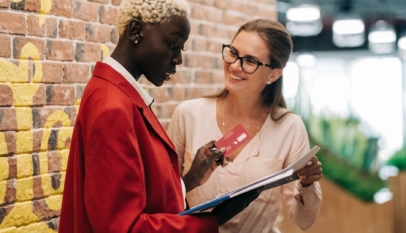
left=222, top=44, right=273, bottom=74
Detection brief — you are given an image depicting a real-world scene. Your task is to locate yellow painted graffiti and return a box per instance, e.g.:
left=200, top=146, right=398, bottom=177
left=100, top=44, right=111, bottom=59
left=0, top=43, right=42, bottom=83
left=0, top=42, right=72, bottom=232
left=40, top=110, right=72, bottom=151
left=39, top=0, right=52, bottom=27
left=10, top=0, right=52, bottom=28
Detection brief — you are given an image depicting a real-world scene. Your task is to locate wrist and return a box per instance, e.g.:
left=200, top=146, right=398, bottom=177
left=182, top=172, right=199, bottom=193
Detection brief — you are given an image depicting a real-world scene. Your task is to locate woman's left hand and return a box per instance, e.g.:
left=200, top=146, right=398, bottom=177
left=296, top=156, right=322, bottom=187
left=182, top=140, right=226, bottom=192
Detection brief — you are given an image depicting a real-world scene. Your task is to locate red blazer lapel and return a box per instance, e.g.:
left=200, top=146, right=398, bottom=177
left=92, top=62, right=176, bottom=152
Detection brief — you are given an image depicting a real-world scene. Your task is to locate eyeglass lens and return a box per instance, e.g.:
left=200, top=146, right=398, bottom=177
left=222, top=46, right=259, bottom=74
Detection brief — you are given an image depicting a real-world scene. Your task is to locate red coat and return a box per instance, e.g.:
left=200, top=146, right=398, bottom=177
left=59, top=62, right=218, bottom=233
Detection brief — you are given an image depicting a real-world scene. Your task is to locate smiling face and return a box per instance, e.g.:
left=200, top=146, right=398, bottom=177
left=136, top=16, right=190, bottom=87
left=224, top=30, right=279, bottom=97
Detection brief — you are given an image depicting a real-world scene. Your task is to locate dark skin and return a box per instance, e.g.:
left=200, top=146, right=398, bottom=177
left=110, top=16, right=258, bottom=225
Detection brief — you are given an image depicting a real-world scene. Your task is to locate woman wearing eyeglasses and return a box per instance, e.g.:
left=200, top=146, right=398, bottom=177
left=167, top=19, right=323, bottom=233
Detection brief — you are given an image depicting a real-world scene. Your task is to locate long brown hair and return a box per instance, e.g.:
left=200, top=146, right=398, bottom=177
left=206, top=19, right=293, bottom=121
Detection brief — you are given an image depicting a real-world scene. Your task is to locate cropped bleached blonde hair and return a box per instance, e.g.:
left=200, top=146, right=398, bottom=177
left=117, top=0, right=190, bottom=38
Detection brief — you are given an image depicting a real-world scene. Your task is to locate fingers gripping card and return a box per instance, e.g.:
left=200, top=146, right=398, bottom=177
left=215, top=124, right=251, bottom=157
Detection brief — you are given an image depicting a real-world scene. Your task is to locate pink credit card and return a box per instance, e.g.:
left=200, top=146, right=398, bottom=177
left=215, top=124, right=251, bottom=157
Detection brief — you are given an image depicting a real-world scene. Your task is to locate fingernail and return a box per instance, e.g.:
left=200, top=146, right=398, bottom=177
left=307, top=161, right=312, bottom=166
left=219, top=147, right=226, bottom=152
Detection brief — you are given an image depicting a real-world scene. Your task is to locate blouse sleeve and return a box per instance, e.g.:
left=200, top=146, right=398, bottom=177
left=167, top=103, right=187, bottom=174
left=280, top=116, right=322, bottom=231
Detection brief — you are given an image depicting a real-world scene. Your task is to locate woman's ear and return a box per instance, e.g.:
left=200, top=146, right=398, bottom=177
left=266, top=68, right=283, bottom=84
left=127, top=19, right=143, bottom=44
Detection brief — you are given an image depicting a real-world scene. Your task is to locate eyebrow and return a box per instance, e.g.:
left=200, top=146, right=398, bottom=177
left=171, top=31, right=187, bottom=40
left=230, top=46, right=262, bottom=61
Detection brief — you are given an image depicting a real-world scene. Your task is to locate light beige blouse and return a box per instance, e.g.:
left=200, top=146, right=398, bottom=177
left=167, top=98, right=322, bottom=233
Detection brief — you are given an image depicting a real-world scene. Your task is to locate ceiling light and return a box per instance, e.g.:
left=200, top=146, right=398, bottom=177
left=368, top=20, right=396, bottom=54
left=286, top=4, right=323, bottom=37
left=296, top=53, right=317, bottom=67
left=332, top=14, right=365, bottom=48
left=398, top=35, right=406, bottom=60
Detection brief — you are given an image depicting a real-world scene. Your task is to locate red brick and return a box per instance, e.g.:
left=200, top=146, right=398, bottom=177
left=32, top=106, right=76, bottom=128
left=167, top=69, right=192, bottom=84
left=189, top=20, right=200, bottom=36
left=75, top=42, right=101, bottom=62
left=202, top=0, right=215, bottom=5
left=0, top=108, right=17, bottom=131
left=170, top=86, right=186, bottom=101
left=59, top=20, right=86, bottom=40
left=48, top=151, right=62, bottom=172
left=51, top=0, right=72, bottom=18
left=88, top=0, right=108, bottom=4
left=160, top=121, right=169, bottom=131
left=32, top=130, right=42, bottom=151
left=46, top=85, right=75, bottom=105
left=148, top=87, right=168, bottom=103
left=0, top=85, right=13, bottom=106
left=0, top=12, right=26, bottom=35
left=195, top=70, right=211, bottom=84
left=24, top=0, right=41, bottom=11
left=184, top=53, right=200, bottom=67
left=112, top=0, right=122, bottom=6
left=225, top=11, right=250, bottom=27
left=205, top=7, right=223, bottom=23
left=202, top=54, right=217, bottom=68
left=3, top=179, right=16, bottom=203
left=208, top=40, right=223, bottom=53
left=111, top=27, right=119, bottom=44
left=63, top=63, right=90, bottom=83
left=46, top=40, right=74, bottom=61
left=73, top=1, right=99, bottom=22
left=212, top=71, right=225, bottom=84
left=41, top=61, right=63, bottom=83
left=10, top=0, right=40, bottom=11
left=159, top=103, right=177, bottom=118
left=202, top=86, right=217, bottom=96
left=100, top=5, right=118, bottom=25
left=191, top=4, right=206, bottom=20
left=186, top=86, right=205, bottom=100
left=0, top=34, right=11, bottom=58
left=2, top=131, right=16, bottom=155
left=241, top=3, right=257, bottom=15
left=86, top=23, right=111, bottom=43
left=192, top=37, right=207, bottom=51
left=13, top=37, right=45, bottom=60
left=0, top=0, right=9, bottom=8
left=33, top=84, right=47, bottom=106
left=257, top=6, right=277, bottom=20
left=75, top=84, right=86, bottom=102
left=27, top=15, right=58, bottom=38
left=214, top=0, right=229, bottom=9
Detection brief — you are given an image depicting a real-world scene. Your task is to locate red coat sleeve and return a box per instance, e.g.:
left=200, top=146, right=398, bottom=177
left=81, top=104, right=218, bottom=233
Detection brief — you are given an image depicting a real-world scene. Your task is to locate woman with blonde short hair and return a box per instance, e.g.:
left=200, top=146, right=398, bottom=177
left=59, top=1, right=259, bottom=232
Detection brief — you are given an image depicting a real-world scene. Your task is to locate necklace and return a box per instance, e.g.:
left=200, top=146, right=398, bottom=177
left=221, top=99, right=264, bottom=159
left=222, top=99, right=261, bottom=132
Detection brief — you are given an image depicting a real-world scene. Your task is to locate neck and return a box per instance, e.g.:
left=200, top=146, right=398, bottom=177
left=224, top=92, right=268, bottom=119
left=111, top=40, right=142, bottom=81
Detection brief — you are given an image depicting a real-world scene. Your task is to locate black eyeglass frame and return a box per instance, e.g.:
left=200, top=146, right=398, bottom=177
left=222, top=44, right=273, bottom=74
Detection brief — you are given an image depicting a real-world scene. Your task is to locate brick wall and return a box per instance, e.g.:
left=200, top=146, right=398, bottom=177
left=0, top=0, right=276, bottom=231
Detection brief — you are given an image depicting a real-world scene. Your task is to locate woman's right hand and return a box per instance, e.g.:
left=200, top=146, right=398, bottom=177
left=211, top=189, right=261, bottom=225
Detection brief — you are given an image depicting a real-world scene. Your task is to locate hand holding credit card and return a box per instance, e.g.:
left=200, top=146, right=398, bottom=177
left=214, top=124, right=252, bottom=157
